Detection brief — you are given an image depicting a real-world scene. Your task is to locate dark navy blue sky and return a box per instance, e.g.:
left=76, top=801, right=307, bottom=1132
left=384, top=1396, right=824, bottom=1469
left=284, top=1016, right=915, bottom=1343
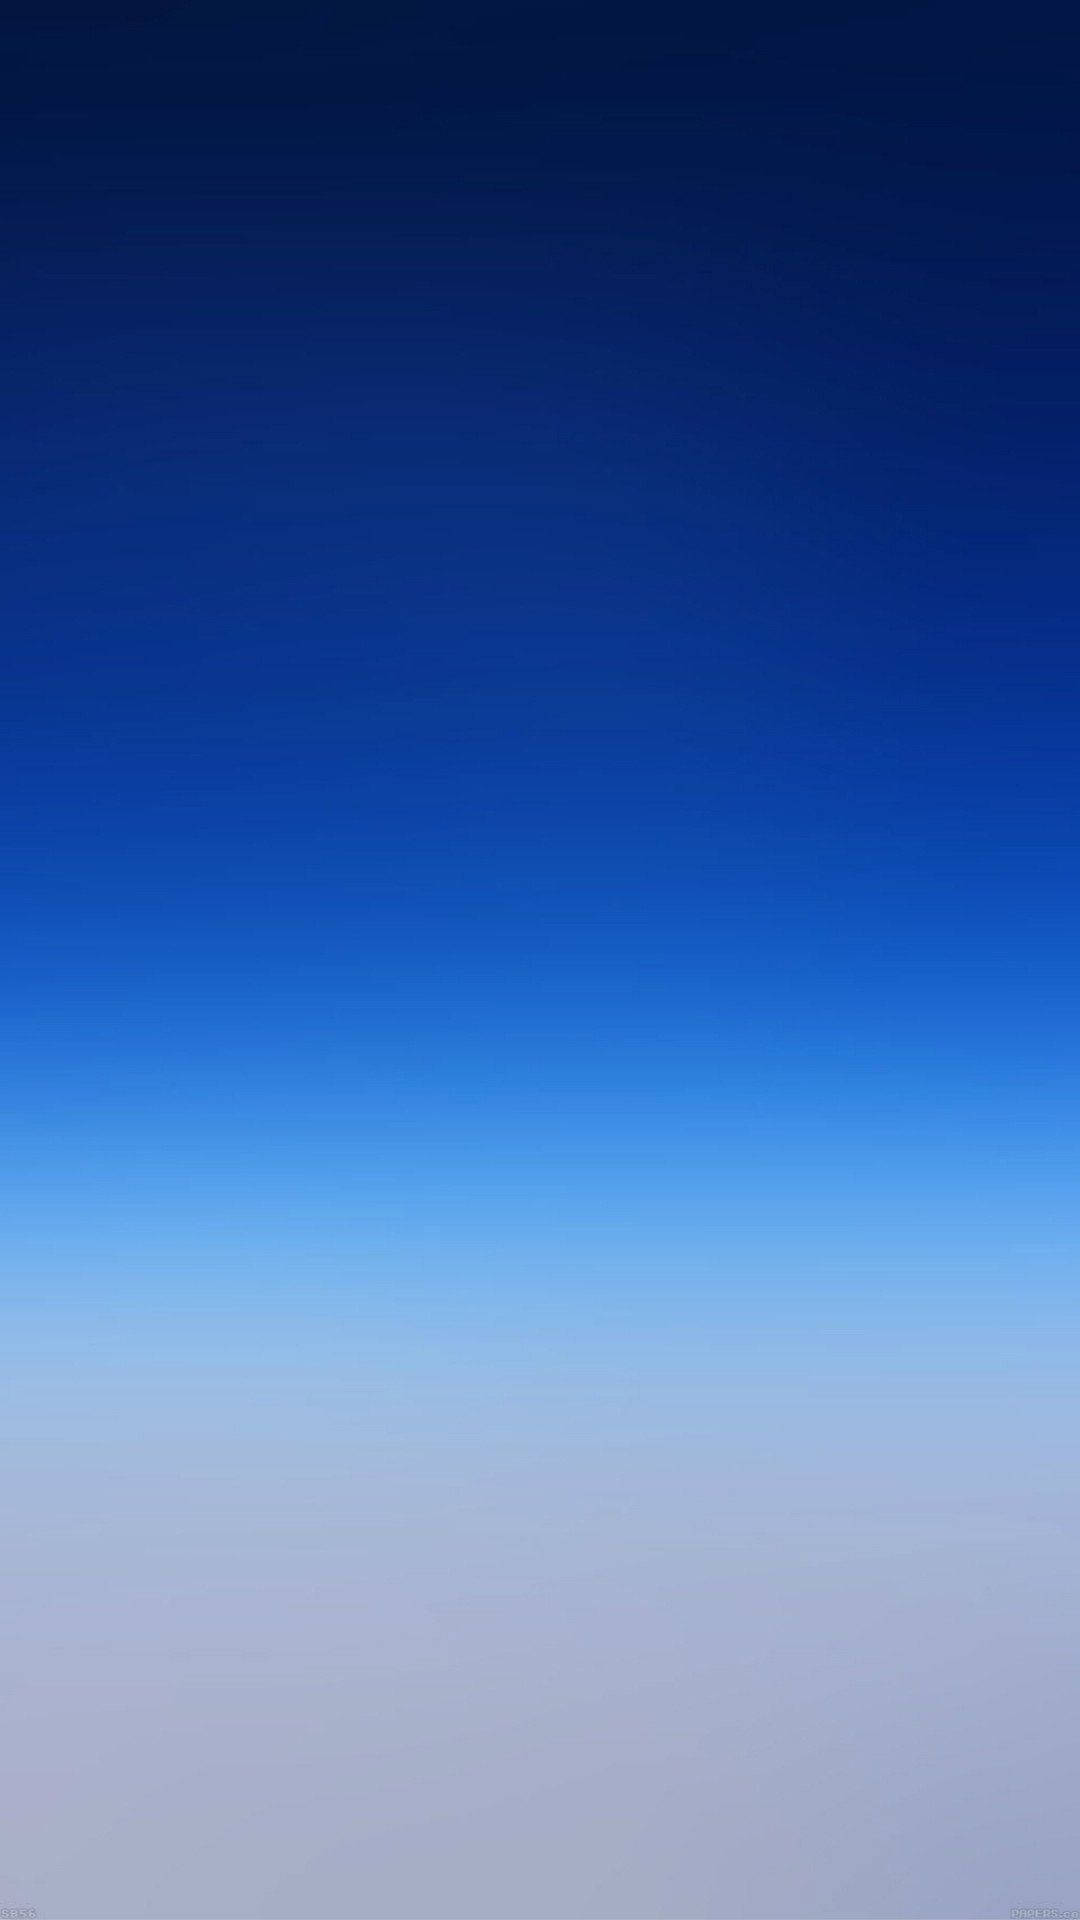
left=4, top=4, right=1078, bottom=1315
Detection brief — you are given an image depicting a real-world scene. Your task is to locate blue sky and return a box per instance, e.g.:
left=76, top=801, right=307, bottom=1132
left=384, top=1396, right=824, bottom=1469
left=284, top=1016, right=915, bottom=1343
left=4, top=10, right=1080, bottom=1917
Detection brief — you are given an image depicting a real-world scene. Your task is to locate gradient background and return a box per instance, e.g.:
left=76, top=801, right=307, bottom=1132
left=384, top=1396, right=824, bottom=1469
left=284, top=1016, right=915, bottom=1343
left=2, top=5, right=1079, bottom=1916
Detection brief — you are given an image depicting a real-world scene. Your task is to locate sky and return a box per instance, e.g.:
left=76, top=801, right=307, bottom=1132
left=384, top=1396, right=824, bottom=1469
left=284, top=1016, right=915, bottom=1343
left=2, top=6, right=1079, bottom=1917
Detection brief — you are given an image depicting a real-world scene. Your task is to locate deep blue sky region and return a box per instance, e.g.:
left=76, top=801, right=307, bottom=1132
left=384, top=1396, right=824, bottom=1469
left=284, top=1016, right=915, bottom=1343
left=4, top=5, right=1078, bottom=1315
